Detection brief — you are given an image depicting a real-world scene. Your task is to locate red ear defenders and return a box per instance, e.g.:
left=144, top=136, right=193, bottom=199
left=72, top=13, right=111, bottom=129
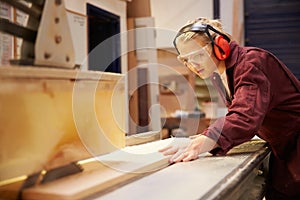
left=173, top=23, right=231, bottom=60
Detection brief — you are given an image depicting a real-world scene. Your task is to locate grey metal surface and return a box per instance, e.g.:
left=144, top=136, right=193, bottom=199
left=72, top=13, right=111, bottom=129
left=96, top=146, right=269, bottom=200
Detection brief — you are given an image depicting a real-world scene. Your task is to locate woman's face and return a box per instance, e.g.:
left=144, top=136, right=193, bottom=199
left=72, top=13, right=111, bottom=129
left=177, top=38, right=217, bottom=79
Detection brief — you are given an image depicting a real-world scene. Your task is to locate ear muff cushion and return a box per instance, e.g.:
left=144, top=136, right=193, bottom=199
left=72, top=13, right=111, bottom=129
left=214, top=35, right=230, bottom=60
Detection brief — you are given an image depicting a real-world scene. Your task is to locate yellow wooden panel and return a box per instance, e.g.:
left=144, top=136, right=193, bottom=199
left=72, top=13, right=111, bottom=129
left=0, top=73, right=125, bottom=182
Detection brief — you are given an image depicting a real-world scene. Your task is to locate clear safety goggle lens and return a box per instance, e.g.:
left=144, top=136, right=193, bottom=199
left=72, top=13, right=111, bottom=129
left=177, top=44, right=211, bottom=65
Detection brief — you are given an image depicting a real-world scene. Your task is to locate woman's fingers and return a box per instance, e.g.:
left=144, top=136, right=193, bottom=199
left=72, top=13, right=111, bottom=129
left=159, top=138, right=191, bottom=155
left=170, top=149, right=187, bottom=163
left=189, top=135, right=199, bottom=139
left=158, top=145, right=172, bottom=152
left=171, top=150, right=198, bottom=163
left=160, top=146, right=179, bottom=156
left=160, top=135, right=212, bottom=163
left=182, top=151, right=198, bottom=162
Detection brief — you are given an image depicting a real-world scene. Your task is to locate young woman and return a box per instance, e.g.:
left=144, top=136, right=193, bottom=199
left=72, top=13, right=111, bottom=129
left=159, top=17, right=300, bottom=199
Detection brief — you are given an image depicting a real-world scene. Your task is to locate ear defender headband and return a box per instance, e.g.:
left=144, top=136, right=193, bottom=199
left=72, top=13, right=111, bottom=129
left=173, top=23, right=231, bottom=60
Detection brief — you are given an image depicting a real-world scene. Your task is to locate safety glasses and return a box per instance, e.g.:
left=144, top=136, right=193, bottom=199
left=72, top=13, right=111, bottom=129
left=177, top=43, right=211, bottom=66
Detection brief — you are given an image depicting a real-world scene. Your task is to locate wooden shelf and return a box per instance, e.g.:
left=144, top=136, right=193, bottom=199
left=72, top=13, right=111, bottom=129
left=0, top=65, right=124, bottom=82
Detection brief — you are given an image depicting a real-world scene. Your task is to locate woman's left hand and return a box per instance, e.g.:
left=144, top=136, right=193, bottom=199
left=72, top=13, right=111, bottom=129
left=159, top=134, right=217, bottom=163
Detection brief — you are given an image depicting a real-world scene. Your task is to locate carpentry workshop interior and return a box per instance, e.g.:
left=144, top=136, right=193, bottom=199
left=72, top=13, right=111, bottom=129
left=0, top=0, right=300, bottom=199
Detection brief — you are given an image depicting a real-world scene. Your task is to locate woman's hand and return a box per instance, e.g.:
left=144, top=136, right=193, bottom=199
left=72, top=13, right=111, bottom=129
left=158, top=137, right=191, bottom=156
left=159, top=135, right=218, bottom=163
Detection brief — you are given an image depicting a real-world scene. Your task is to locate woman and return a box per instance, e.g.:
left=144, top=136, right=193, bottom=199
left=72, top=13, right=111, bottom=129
left=159, top=17, right=300, bottom=199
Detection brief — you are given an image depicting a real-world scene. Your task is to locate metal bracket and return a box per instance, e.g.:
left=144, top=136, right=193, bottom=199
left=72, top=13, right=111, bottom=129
left=0, top=0, right=75, bottom=68
left=34, top=0, right=75, bottom=68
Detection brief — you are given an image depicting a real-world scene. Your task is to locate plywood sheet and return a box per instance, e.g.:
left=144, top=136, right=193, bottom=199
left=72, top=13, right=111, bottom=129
left=22, top=138, right=182, bottom=200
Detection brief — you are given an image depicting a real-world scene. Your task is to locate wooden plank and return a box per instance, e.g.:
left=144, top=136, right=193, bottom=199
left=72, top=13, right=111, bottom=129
left=232, top=0, right=244, bottom=44
left=126, top=0, right=151, bottom=18
left=22, top=139, right=180, bottom=200
left=137, top=67, right=149, bottom=132
left=127, top=18, right=139, bottom=135
left=0, top=66, right=124, bottom=81
left=126, top=131, right=161, bottom=146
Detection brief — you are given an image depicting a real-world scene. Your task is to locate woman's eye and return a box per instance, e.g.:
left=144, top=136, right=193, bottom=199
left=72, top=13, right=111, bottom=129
left=196, top=53, right=204, bottom=58
left=177, top=56, right=186, bottom=63
left=182, top=58, right=188, bottom=63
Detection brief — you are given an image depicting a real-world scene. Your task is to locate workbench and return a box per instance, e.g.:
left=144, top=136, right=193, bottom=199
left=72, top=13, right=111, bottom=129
left=0, top=137, right=270, bottom=200
left=95, top=139, right=270, bottom=200
left=15, top=138, right=269, bottom=200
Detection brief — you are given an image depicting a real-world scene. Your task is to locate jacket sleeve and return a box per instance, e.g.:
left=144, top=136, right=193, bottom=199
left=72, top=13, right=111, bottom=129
left=202, top=58, right=271, bottom=155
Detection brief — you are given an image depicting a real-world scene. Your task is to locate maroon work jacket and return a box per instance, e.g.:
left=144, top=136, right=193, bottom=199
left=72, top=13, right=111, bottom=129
left=203, top=41, right=300, bottom=196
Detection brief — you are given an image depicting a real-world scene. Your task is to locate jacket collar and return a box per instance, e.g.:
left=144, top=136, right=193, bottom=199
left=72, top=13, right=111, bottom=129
left=225, top=41, right=239, bottom=70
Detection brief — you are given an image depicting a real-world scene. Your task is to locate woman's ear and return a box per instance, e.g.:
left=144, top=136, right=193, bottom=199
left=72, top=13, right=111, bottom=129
left=213, top=35, right=230, bottom=60
left=177, top=55, right=185, bottom=63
